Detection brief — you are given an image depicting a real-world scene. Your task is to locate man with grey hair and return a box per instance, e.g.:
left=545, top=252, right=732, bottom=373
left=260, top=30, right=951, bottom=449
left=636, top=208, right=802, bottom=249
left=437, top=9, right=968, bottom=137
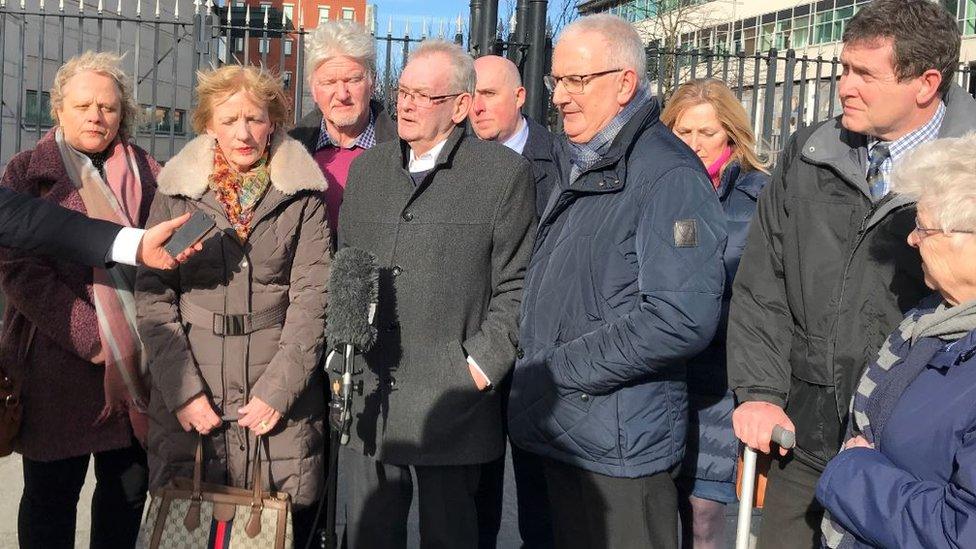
left=289, top=20, right=395, bottom=245
left=507, top=14, right=727, bottom=548
left=337, top=40, right=536, bottom=547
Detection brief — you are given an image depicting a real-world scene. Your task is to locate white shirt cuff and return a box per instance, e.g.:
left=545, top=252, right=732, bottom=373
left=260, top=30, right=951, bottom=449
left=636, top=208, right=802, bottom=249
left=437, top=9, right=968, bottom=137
left=466, top=356, right=491, bottom=385
left=110, top=227, right=145, bottom=266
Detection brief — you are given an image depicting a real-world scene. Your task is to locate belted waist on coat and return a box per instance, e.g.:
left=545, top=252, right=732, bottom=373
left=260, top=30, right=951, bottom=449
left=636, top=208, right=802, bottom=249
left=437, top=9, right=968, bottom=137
left=179, top=296, right=288, bottom=337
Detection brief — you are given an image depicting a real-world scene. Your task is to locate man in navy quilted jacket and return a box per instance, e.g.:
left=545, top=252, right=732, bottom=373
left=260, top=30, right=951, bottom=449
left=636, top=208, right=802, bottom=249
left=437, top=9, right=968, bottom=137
left=506, top=14, right=728, bottom=549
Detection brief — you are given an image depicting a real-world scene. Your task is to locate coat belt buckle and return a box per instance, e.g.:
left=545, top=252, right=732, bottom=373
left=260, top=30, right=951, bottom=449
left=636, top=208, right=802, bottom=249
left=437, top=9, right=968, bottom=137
left=214, top=313, right=247, bottom=336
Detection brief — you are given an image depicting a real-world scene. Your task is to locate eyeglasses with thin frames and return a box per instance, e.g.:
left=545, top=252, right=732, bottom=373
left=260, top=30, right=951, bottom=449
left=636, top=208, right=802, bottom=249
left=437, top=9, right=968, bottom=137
left=544, top=69, right=623, bottom=95
left=913, top=217, right=976, bottom=238
left=396, top=87, right=463, bottom=108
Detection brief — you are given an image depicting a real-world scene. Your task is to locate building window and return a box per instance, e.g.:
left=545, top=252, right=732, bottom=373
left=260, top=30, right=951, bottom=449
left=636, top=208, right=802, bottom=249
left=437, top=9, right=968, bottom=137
left=342, top=8, right=355, bottom=21
left=25, top=90, right=55, bottom=128
left=283, top=71, right=293, bottom=89
left=233, top=1, right=244, bottom=6
left=235, top=37, right=244, bottom=52
left=140, top=106, right=186, bottom=135
left=259, top=38, right=270, bottom=54
left=318, top=7, right=330, bottom=24
left=284, top=39, right=294, bottom=56
left=283, top=3, right=294, bottom=24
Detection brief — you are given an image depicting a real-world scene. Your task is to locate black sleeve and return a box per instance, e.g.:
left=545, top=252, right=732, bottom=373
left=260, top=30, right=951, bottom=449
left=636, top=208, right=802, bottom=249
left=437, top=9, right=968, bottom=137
left=0, top=186, right=122, bottom=268
left=726, top=134, right=799, bottom=408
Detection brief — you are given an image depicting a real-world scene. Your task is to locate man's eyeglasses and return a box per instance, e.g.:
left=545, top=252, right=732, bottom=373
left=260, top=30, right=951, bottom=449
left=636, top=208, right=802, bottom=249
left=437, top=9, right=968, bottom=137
left=544, top=69, right=623, bottom=95
left=913, top=217, right=976, bottom=238
left=396, top=87, right=462, bottom=107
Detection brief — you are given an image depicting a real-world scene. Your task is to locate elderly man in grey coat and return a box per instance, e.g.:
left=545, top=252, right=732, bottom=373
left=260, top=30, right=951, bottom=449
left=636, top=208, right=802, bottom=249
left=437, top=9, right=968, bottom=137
left=336, top=40, right=536, bottom=548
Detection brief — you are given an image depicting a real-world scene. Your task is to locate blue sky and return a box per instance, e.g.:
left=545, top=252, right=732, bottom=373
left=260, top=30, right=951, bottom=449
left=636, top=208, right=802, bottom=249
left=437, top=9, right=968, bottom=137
left=371, top=0, right=575, bottom=37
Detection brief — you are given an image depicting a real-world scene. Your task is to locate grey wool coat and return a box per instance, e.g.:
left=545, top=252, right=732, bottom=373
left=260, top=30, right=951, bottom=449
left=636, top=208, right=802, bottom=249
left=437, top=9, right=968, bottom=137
left=136, top=132, right=330, bottom=508
left=337, top=125, right=537, bottom=465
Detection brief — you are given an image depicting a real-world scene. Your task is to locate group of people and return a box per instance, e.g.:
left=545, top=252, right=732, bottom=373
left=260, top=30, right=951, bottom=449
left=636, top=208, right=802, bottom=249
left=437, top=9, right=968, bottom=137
left=2, top=0, right=976, bottom=547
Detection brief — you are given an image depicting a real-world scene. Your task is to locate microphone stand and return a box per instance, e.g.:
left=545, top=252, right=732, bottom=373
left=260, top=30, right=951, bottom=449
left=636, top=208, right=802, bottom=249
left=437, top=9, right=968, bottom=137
left=319, top=343, right=361, bottom=549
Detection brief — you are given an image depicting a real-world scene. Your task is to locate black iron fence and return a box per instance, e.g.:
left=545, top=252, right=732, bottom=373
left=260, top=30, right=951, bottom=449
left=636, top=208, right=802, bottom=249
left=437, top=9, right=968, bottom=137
left=4, top=1, right=976, bottom=170
left=643, top=46, right=976, bottom=156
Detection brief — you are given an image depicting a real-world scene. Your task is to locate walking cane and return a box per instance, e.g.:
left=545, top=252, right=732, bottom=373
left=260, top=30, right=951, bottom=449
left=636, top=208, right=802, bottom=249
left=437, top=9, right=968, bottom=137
left=735, top=425, right=796, bottom=549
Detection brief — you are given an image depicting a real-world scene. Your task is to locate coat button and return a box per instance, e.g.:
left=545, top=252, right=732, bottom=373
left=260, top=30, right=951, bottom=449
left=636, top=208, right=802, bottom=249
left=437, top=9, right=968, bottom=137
left=239, top=444, right=246, bottom=451
left=402, top=211, right=414, bottom=222
left=516, top=347, right=524, bottom=359
left=580, top=394, right=590, bottom=402
left=392, top=266, right=403, bottom=276
left=241, top=259, right=249, bottom=268
left=389, top=377, right=397, bottom=388
left=238, top=386, right=244, bottom=394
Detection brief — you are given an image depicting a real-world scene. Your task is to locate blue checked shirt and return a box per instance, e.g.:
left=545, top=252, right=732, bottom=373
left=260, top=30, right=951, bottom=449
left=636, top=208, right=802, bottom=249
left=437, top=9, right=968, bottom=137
left=315, top=110, right=377, bottom=151
left=567, top=84, right=651, bottom=183
left=866, top=101, right=945, bottom=197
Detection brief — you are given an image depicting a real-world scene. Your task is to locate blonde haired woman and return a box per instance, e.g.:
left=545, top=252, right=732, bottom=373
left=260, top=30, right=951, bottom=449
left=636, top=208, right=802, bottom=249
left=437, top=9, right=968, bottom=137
left=662, top=77, right=770, bottom=549
left=136, top=65, right=329, bottom=548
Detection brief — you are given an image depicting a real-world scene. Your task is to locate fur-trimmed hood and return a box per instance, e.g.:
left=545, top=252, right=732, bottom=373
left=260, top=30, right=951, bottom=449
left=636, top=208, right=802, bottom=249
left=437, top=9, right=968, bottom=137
left=156, top=131, right=327, bottom=199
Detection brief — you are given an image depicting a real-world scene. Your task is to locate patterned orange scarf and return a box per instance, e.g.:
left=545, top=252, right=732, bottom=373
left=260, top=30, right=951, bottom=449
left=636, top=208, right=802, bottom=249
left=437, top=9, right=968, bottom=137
left=208, top=144, right=272, bottom=240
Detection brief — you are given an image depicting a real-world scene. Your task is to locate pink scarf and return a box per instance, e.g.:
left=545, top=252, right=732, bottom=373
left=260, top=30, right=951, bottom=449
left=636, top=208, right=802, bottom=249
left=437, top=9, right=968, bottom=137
left=56, top=130, right=150, bottom=446
left=706, top=146, right=734, bottom=190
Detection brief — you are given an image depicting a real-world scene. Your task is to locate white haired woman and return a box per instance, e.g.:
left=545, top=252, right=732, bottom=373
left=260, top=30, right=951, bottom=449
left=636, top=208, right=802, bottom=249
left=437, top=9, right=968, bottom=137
left=0, top=51, right=157, bottom=548
left=816, top=134, right=976, bottom=547
left=289, top=20, right=396, bottom=246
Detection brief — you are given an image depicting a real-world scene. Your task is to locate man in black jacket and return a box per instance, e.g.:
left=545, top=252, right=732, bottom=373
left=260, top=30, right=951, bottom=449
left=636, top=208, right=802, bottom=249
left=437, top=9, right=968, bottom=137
left=469, top=54, right=556, bottom=549
left=337, top=40, right=536, bottom=548
left=728, top=1, right=976, bottom=546
left=0, top=186, right=195, bottom=269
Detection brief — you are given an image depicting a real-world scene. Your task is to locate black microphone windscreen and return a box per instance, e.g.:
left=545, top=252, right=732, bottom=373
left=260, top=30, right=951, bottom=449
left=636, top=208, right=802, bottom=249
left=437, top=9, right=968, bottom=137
left=325, top=247, right=379, bottom=352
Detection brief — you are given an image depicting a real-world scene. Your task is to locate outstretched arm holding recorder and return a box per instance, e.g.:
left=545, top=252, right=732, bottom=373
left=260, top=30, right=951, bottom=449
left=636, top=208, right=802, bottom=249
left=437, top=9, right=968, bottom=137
left=0, top=185, right=200, bottom=269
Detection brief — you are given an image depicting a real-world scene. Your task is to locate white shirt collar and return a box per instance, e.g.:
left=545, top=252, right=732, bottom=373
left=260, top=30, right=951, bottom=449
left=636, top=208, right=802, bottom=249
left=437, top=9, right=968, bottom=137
left=408, top=137, right=450, bottom=173
left=501, top=116, right=529, bottom=155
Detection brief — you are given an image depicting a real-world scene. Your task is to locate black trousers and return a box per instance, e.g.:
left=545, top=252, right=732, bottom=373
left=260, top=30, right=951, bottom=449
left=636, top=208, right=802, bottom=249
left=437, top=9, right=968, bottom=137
left=756, top=454, right=824, bottom=549
left=18, top=441, right=148, bottom=549
left=339, top=447, right=482, bottom=549
left=475, top=443, right=554, bottom=549
left=543, top=458, right=679, bottom=549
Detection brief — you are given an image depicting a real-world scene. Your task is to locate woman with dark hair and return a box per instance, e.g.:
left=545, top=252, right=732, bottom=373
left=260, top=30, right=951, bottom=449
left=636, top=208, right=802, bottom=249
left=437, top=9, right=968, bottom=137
left=662, top=77, right=770, bottom=549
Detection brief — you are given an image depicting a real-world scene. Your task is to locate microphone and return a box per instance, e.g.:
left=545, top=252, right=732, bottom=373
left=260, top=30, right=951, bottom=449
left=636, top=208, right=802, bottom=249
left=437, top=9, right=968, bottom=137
left=324, top=247, right=379, bottom=445
left=325, top=247, right=379, bottom=352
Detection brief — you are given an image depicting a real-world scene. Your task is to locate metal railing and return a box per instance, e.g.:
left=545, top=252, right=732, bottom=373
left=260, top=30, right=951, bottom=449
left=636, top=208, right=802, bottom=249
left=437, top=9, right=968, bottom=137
left=648, top=46, right=976, bottom=156
left=4, top=1, right=976, bottom=170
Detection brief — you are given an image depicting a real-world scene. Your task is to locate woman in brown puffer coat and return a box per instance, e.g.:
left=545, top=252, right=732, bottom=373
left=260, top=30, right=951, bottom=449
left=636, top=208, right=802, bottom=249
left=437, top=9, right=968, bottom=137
left=136, top=65, right=330, bottom=548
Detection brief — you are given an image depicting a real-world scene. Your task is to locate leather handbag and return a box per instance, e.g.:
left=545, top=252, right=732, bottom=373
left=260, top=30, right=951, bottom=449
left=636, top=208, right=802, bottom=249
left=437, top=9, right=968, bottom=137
left=0, top=324, right=35, bottom=458
left=137, top=435, right=293, bottom=549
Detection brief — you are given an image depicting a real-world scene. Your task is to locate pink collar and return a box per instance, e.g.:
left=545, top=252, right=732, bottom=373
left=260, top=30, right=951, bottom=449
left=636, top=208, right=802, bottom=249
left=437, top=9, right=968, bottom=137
left=706, top=146, right=733, bottom=189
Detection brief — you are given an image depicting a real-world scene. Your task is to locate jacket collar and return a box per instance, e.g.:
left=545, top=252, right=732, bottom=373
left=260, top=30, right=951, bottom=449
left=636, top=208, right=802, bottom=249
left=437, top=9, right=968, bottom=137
left=801, top=84, right=976, bottom=229
left=717, top=161, right=767, bottom=201
left=801, top=84, right=976, bottom=186
left=555, top=98, right=661, bottom=194
left=395, top=124, right=467, bottom=174
left=293, top=99, right=397, bottom=153
left=155, top=130, right=327, bottom=199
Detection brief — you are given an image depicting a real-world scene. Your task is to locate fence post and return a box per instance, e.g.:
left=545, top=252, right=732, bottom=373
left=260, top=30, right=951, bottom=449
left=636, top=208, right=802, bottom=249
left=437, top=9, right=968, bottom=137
left=778, top=48, right=795, bottom=152
left=469, top=0, right=483, bottom=55
left=761, top=48, right=778, bottom=153
left=479, top=0, right=498, bottom=57
left=523, top=0, right=547, bottom=122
